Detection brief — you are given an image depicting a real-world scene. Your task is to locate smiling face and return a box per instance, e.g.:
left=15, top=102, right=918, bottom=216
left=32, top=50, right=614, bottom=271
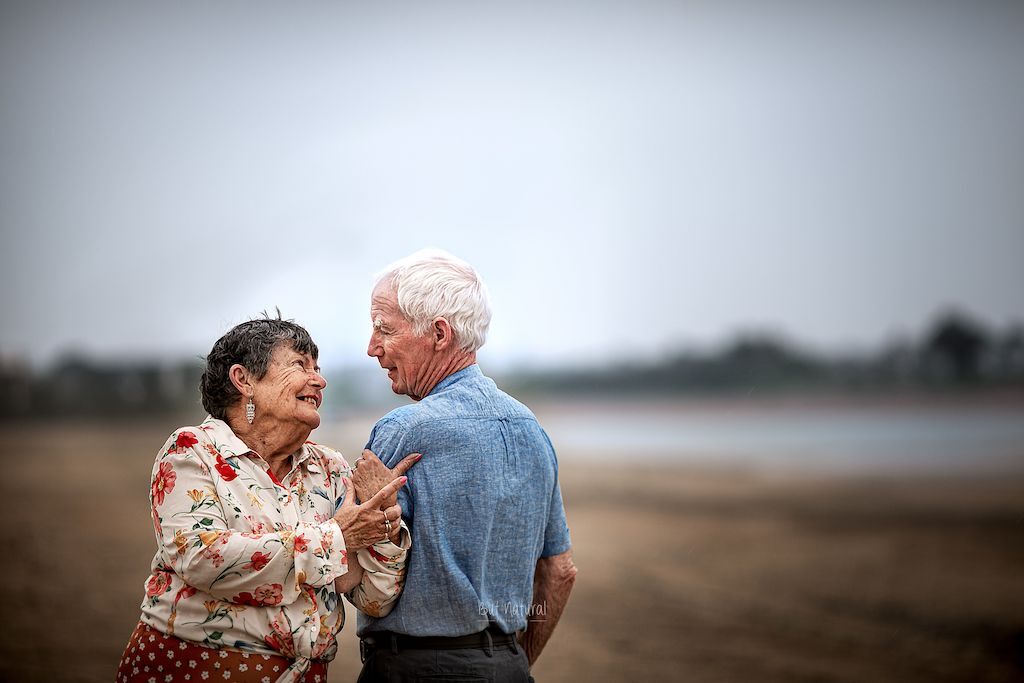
left=250, top=343, right=327, bottom=432
left=367, top=282, right=438, bottom=400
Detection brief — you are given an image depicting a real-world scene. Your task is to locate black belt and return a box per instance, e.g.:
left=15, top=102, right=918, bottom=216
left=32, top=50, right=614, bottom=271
left=360, top=625, right=518, bottom=660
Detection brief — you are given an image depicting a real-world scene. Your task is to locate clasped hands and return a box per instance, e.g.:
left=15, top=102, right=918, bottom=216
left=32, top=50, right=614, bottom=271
left=332, top=449, right=421, bottom=551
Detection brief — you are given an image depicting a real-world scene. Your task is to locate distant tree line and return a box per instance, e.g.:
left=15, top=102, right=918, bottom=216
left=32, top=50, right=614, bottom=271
left=505, top=311, right=1024, bottom=396
left=1, top=310, right=1022, bottom=420
left=0, top=355, right=204, bottom=420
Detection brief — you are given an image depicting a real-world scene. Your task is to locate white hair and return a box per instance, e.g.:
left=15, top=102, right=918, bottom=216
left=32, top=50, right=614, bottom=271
left=375, top=248, right=492, bottom=352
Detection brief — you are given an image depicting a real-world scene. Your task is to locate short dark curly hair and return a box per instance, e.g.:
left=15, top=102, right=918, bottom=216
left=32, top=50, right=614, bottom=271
left=199, top=314, right=319, bottom=420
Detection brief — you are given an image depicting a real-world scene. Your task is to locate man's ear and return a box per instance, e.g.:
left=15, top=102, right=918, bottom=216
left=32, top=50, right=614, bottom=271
left=433, top=318, right=455, bottom=351
left=228, top=364, right=254, bottom=397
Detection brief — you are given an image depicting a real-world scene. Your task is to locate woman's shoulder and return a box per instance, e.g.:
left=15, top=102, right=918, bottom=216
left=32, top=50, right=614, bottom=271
left=154, top=423, right=206, bottom=459
left=155, top=418, right=229, bottom=461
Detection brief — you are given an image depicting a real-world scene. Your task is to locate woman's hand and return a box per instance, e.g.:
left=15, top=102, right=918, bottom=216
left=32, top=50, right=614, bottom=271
left=333, top=475, right=406, bottom=551
left=352, top=449, right=421, bottom=510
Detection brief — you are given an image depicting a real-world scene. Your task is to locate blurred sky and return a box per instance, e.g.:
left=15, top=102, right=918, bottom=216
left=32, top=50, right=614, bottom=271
left=1, top=0, right=1023, bottom=370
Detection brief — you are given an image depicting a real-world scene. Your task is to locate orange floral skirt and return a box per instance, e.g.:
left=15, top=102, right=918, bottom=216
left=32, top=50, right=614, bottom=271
left=116, top=621, right=329, bottom=683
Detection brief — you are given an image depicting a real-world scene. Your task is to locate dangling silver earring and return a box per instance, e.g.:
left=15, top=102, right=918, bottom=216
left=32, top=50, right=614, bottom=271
left=246, top=397, right=255, bottom=424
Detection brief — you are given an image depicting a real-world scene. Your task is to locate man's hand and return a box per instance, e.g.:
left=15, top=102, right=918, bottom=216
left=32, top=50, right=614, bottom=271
left=352, top=448, right=421, bottom=509
left=333, top=475, right=406, bottom=552
left=521, top=549, right=577, bottom=666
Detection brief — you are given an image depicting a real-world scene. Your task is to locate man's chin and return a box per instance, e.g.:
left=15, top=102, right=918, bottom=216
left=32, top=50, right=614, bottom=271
left=390, top=382, right=422, bottom=401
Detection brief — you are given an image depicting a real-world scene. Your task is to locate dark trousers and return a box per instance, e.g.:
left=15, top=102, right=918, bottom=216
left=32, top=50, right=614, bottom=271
left=357, top=631, right=533, bottom=683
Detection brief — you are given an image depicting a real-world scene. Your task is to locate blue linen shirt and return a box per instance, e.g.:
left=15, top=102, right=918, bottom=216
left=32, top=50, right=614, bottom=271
left=356, top=364, right=572, bottom=637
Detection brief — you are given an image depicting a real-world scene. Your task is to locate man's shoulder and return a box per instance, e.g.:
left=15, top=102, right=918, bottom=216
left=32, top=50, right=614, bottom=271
left=368, top=370, right=547, bottom=444
left=470, top=379, right=545, bottom=427
left=386, top=380, right=538, bottom=423
left=367, top=403, right=440, bottom=453
left=491, top=387, right=538, bottom=420
left=372, top=401, right=432, bottom=431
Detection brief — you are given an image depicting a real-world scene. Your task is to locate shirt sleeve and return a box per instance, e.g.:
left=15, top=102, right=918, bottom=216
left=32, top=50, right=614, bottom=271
left=150, top=431, right=350, bottom=607
left=365, top=418, right=415, bottom=520
left=540, top=430, right=572, bottom=557
left=345, top=522, right=412, bottom=618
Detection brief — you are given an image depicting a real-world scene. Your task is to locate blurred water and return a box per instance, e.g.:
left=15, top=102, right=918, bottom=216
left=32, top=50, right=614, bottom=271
left=315, top=400, right=1024, bottom=474
left=536, top=403, right=1024, bottom=473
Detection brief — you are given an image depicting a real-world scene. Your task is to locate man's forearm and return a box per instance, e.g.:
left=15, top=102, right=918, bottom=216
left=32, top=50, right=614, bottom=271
left=521, top=550, right=577, bottom=666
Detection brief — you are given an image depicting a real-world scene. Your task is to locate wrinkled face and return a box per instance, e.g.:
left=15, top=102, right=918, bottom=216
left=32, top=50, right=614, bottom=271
left=367, top=282, right=437, bottom=400
left=250, top=344, right=326, bottom=431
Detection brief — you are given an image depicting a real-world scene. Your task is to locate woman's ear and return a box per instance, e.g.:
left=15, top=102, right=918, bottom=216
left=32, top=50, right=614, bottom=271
left=228, top=364, right=253, bottom=397
left=433, top=318, right=455, bottom=351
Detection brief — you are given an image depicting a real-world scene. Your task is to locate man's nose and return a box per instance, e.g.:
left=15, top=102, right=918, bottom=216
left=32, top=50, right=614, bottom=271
left=311, top=370, right=327, bottom=389
left=367, top=336, right=381, bottom=357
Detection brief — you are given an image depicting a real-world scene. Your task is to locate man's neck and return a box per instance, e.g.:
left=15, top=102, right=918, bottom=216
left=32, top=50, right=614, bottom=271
left=412, top=352, right=477, bottom=401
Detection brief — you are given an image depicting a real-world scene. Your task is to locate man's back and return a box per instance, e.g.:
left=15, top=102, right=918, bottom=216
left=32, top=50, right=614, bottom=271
left=357, top=364, right=571, bottom=637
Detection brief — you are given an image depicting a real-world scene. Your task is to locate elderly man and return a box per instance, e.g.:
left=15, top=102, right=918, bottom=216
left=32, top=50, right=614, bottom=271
left=350, top=249, right=576, bottom=683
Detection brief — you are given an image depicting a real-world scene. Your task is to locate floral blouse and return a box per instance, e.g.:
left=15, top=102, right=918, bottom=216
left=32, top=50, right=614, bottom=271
left=139, top=417, right=409, bottom=682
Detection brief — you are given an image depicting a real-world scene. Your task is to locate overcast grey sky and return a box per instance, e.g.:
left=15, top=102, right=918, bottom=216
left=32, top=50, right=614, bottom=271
left=2, top=1, right=1022, bottom=370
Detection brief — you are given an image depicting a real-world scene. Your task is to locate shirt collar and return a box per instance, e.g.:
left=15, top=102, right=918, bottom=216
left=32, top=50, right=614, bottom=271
left=199, top=415, right=315, bottom=466
left=199, top=416, right=253, bottom=457
left=426, top=363, right=481, bottom=397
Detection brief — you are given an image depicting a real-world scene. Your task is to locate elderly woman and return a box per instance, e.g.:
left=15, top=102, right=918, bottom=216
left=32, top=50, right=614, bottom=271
left=117, top=318, right=416, bottom=683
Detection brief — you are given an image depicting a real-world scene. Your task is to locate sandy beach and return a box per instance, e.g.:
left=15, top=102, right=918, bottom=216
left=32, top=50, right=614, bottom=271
left=1, top=418, right=1022, bottom=682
